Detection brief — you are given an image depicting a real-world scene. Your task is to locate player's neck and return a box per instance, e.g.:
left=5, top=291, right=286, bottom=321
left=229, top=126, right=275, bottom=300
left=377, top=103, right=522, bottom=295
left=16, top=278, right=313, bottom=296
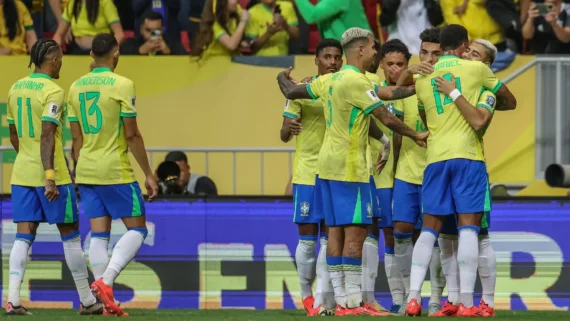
left=33, top=67, right=51, bottom=78
left=91, top=62, right=114, bottom=72
left=443, top=50, right=459, bottom=58
left=345, top=60, right=365, bottom=74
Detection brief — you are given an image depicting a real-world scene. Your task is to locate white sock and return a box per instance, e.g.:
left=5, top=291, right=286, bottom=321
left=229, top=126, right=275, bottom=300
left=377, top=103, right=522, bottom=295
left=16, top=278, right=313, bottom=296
left=408, top=230, right=437, bottom=303
left=362, top=236, right=379, bottom=303
left=8, top=234, right=34, bottom=306
left=478, top=234, right=496, bottom=308
left=102, top=229, right=147, bottom=286
left=429, top=244, right=445, bottom=305
left=439, top=236, right=460, bottom=304
left=89, top=232, right=110, bottom=280
left=318, top=240, right=336, bottom=309
left=314, top=237, right=328, bottom=308
left=394, top=232, right=413, bottom=296
left=328, top=257, right=347, bottom=308
left=296, top=237, right=317, bottom=299
left=385, top=247, right=405, bottom=305
left=62, top=230, right=97, bottom=307
left=458, top=227, right=480, bottom=308
left=344, top=257, right=363, bottom=309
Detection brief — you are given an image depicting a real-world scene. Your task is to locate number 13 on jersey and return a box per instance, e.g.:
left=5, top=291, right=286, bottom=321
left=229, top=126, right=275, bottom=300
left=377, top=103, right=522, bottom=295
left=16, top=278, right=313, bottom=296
left=79, top=92, right=102, bottom=134
left=431, top=73, right=462, bottom=114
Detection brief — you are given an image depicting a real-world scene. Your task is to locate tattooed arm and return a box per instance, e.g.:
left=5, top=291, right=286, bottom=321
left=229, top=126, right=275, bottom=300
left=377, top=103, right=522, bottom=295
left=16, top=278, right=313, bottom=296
left=277, top=68, right=313, bottom=100
left=41, top=121, right=57, bottom=172
left=494, top=85, right=517, bottom=111
left=377, top=85, right=416, bottom=101
left=370, top=105, right=428, bottom=147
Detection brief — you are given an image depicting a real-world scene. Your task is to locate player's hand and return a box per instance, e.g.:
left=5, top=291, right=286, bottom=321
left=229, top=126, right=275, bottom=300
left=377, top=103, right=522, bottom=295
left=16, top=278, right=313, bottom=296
left=145, top=174, right=159, bottom=202
left=44, top=180, right=59, bottom=202
left=388, top=65, right=404, bottom=82
left=288, top=117, right=303, bottom=135
left=408, top=62, right=434, bottom=75
left=413, top=131, right=429, bottom=148
left=433, top=75, right=457, bottom=95
left=300, top=76, right=313, bottom=83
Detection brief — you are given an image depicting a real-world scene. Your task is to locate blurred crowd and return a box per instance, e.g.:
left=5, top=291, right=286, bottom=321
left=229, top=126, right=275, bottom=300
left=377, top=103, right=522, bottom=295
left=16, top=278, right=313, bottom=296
left=0, top=0, right=567, bottom=58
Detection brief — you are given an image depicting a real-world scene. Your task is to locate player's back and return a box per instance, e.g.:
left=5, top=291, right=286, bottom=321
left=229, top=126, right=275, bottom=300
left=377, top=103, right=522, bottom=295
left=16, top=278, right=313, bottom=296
left=7, top=73, right=70, bottom=186
left=416, top=55, right=500, bottom=165
left=68, top=67, right=136, bottom=185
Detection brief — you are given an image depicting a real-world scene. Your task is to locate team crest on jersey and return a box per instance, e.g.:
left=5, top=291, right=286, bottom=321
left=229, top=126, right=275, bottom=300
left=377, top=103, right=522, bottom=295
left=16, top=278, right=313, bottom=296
left=366, top=202, right=372, bottom=218
left=486, top=96, right=496, bottom=107
left=284, top=100, right=290, bottom=110
left=366, top=89, right=379, bottom=101
left=48, top=102, right=59, bottom=116
left=300, top=202, right=310, bottom=216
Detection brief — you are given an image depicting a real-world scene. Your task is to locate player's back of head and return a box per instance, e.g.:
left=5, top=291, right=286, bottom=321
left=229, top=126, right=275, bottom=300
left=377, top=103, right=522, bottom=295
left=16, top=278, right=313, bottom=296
left=380, top=39, right=411, bottom=61
left=316, top=38, right=343, bottom=56
left=91, top=33, right=118, bottom=57
left=341, top=27, right=373, bottom=49
left=28, top=39, right=60, bottom=69
left=440, top=24, right=468, bottom=51
left=419, top=27, right=440, bottom=44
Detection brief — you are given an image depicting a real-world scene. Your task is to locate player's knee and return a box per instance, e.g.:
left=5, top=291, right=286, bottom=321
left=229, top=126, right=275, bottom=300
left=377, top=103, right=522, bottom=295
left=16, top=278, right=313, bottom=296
left=128, top=227, right=148, bottom=239
left=57, top=222, right=80, bottom=239
left=394, top=221, right=415, bottom=234
left=17, top=222, right=39, bottom=235
left=344, top=239, right=364, bottom=258
left=298, top=223, right=319, bottom=236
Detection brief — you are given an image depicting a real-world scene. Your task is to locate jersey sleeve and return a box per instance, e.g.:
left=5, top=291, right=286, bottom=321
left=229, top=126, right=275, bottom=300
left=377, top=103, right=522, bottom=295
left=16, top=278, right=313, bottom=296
left=102, top=0, right=121, bottom=25
left=476, top=90, right=496, bottom=115
left=6, top=89, right=14, bottom=125
left=213, top=20, right=228, bottom=40
left=41, top=88, right=66, bottom=126
left=283, top=99, right=301, bottom=119
left=347, top=77, right=384, bottom=115
left=479, top=62, right=502, bottom=94
left=119, top=79, right=137, bottom=118
left=67, top=87, right=79, bottom=123
left=307, top=76, right=327, bottom=100
left=17, top=1, right=34, bottom=31
left=283, top=2, right=299, bottom=26
left=393, top=100, right=404, bottom=117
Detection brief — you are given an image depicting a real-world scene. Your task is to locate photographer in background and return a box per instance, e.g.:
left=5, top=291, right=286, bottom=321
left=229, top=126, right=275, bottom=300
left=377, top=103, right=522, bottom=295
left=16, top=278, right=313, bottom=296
left=522, top=0, right=570, bottom=53
left=165, top=151, right=218, bottom=196
left=157, top=161, right=185, bottom=195
left=121, top=11, right=186, bottom=55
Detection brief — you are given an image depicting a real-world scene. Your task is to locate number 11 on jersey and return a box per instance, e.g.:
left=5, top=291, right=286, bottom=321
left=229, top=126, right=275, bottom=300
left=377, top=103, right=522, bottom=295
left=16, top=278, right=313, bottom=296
left=431, top=73, right=462, bottom=114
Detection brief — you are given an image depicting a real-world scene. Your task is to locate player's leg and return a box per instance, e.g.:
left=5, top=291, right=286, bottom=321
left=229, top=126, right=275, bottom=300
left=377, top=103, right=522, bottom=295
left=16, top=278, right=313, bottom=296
left=292, top=183, right=319, bottom=314
left=405, top=161, right=454, bottom=316
left=426, top=181, right=445, bottom=315
left=476, top=211, right=496, bottom=317
left=38, top=184, right=102, bottom=314
left=392, top=179, right=420, bottom=301
left=452, top=160, right=489, bottom=316
left=431, top=215, right=460, bottom=316
left=314, top=221, right=335, bottom=314
left=90, top=182, right=147, bottom=316
left=6, top=186, right=42, bottom=315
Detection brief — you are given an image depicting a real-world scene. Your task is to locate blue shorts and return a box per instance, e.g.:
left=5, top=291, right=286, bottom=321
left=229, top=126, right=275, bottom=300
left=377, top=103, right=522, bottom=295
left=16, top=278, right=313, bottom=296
left=293, top=183, right=322, bottom=224
left=440, top=211, right=491, bottom=236
left=377, top=188, right=393, bottom=228
left=12, top=184, right=79, bottom=224
left=369, top=176, right=382, bottom=218
left=321, top=179, right=374, bottom=227
left=422, top=159, right=491, bottom=215
left=78, top=182, right=145, bottom=220
left=393, top=179, right=423, bottom=229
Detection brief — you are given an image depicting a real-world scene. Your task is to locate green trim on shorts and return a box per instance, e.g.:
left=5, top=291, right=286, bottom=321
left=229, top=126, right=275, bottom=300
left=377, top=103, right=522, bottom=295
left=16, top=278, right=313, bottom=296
left=484, top=182, right=491, bottom=212
left=64, top=186, right=74, bottom=223
left=131, top=183, right=142, bottom=217
left=480, top=212, right=489, bottom=229
left=293, top=188, right=298, bottom=222
left=352, top=187, right=363, bottom=224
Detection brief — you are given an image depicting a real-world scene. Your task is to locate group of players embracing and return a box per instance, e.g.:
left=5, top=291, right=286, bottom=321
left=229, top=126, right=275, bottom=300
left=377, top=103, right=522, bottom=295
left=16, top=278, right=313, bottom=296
left=278, top=24, right=516, bottom=317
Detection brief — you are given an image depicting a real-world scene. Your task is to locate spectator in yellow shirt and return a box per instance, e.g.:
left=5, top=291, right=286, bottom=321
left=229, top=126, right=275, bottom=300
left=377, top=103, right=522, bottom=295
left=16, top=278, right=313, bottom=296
left=440, top=0, right=505, bottom=49
left=0, top=0, right=37, bottom=55
left=245, top=0, right=300, bottom=56
left=53, top=0, right=124, bottom=54
left=191, top=0, right=250, bottom=59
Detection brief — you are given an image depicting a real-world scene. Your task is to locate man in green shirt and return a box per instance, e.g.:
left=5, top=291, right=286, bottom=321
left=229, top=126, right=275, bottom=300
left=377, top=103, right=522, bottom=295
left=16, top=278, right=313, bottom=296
left=294, top=0, right=374, bottom=41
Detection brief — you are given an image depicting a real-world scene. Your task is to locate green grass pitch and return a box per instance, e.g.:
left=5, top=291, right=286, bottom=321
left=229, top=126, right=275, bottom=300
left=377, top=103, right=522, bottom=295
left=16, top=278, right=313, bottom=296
left=8, top=309, right=570, bottom=320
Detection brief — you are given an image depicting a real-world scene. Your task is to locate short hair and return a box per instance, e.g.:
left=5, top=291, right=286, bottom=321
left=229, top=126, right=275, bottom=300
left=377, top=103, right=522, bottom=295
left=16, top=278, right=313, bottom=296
left=440, top=24, right=468, bottom=51
left=380, top=39, right=411, bottom=61
left=315, top=38, right=343, bottom=57
left=419, top=27, right=440, bottom=44
left=473, top=39, right=497, bottom=65
left=165, top=151, right=188, bottom=163
left=341, top=27, right=373, bottom=49
left=91, top=33, right=118, bottom=57
left=144, top=11, right=164, bottom=22
left=28, top=39, right=60, bottom=69
left=373, top=39, right=381, bottom=52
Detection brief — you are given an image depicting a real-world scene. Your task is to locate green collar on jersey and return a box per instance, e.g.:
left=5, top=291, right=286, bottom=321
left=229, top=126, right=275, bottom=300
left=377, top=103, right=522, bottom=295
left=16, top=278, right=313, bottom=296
left=341, top=65, right=361, bottom=73
left=261, top=3, right=273, bottom=13
left=92, top=67, right=112, bottom=73
left=438, top=55, right=459, bottom=62
left=29, top=73, right=52, bottom=80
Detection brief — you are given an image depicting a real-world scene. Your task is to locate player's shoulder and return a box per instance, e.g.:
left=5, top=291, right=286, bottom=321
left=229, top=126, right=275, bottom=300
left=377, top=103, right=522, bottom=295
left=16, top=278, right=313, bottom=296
left=14, top=0, right=29, bottom=12
left=365, top=71, right=381, bottom=84
left=248, top=3, right=265, bottom=14
left=277, top=1, right=295, bottom=12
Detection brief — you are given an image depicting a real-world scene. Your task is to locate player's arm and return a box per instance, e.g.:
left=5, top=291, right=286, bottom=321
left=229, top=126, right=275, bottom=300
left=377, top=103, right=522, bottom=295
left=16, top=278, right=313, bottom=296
left=377, top=85, right=416, bottom=101
left=434, top=76, right=493, bottom=131
left=396, top=62, right=434, bottom=86
left=277, top=68, right=317, bottom=100
left=6, top=95, right=19, bottom=152
left=40, top=91, right=65, bottom=175
left=67, top=98, right=83, bottom=163
left=391, top=108, right=404, bottom=178
left=281, top=100, right=303, bottom=142
left=369, top=120, right=390, bottom=172
left=480, top=63, right=517, bottom=111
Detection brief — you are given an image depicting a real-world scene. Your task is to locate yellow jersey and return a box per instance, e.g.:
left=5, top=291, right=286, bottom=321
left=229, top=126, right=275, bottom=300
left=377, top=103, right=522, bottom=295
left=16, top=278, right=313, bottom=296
left=0, top=1, right=34, bottom=55
left=440, top=0, right=504, bottom=46
left=477, top=90, right=496, bottom=139
left=308, top=65, right=384, bottom=183
left=245, top=1, right=299, bottom=56
left=7, top=73, right=71, bottom=187
left=394, top=84, right=427, bottom=185
left=203, top=5, right=245, bottom=58
left=67, top=67, right=137, bottom=185
left=62, top=0, right=120, bottom=37
left=283, top=88, right=325, bottom=185
left=416, top=55, right=501, bottom=165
